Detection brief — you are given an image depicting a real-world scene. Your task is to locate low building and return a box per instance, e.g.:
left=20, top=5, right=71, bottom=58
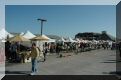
left=75, top=31, right=115, bottom=41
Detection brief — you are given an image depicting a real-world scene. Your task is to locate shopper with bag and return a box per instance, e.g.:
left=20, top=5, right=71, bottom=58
left=37, top=46, right=44, bottom=62
left=28, top=43, right=42, bottom=75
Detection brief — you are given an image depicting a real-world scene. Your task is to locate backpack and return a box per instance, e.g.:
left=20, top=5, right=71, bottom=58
left=36, top=47, right=44, bottom=62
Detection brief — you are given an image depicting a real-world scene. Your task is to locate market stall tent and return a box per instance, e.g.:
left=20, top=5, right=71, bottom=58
left=58, top=37, right=66, bottom=42
left=20, top=32, right=24, bottom=36
left=23, top=30, right=36, bottom=39
left=67, top=37, right=77, bottom=43
left=47, top=38, right=55, bottom=42
left=0, top=28, right=14, bottom=39
left=75, top=38, right=81, bottom=43
left=8, top=35, right=30, bottom=42
left=31, top=35, right=49, bottom=41
left=31, top=35, right=50, bottom=52
left=41, top=35, right=55, bottom=42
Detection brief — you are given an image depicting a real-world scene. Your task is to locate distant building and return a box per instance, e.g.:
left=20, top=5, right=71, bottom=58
left=75, top=31, right=115, bottom=41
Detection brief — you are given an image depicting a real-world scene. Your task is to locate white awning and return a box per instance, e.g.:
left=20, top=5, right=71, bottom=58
left=67, top=37, right=77, bottom=43
left=41, top=35, right=55, bottom=42
left=23, top=30, right=36, bottom=39
left=20, top=32, right=24, bottom=36
left=0, top=28, right=14, bottom=39
left=58, top=37, right=66, bottom=42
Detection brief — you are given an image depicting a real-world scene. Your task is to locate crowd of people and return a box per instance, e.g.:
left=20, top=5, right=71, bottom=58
left=5, top=41, right=30, bottom=62
left=4, top=39, right=118, bottom=75
left=5, top=40, right=117, bottom=63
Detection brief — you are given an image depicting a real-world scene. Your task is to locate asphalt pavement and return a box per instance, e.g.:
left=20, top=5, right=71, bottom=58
left=5, top=49, right=116, bottom=75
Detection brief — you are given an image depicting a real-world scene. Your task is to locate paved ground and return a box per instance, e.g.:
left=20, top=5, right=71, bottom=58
left=5, top=49, right=117, bottom=75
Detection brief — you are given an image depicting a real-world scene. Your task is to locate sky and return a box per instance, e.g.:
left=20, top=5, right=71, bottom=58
left=6, top=5, right=116, bottom=38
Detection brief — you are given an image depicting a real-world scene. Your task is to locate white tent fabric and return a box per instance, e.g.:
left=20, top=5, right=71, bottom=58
left=47, top=39, right=55, bottom=42
left=67, top=37, right=77, bottom=43
left=33, top=35, right=55, bottom=51
left=58, top=37, right=66, bottom=42
left=92, top=40, right=100, bottom=44
left=20, top=32, right=24, bottom=36
left=83, top=40, right=89, bottom=43
left=75, top=38, right=80, bottom=43
left=41, top=34, right=55, bottom=42
left=75, top=38, right=86, bottom=43
left=0, top=28, right=14, bottom=39
left=41, top=34, right=50, bottom=40
left=33, top=34, right=55, bottom=50
left=23, top=30, right=36, bottom=39
left=79, top=39, right=85, bottom=43
left=87, top=40, right=92, bottom=43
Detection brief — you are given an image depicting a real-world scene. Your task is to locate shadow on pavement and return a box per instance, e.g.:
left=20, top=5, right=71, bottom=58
left=102, top=61, right=116, bottom=63
left=101, top=59, right=121, bottom=63
left=5, top=71, right=31, bottom=75
left=109, top=71, right=121, bottom=75
left=105, top=71, right=121, bottom=80
left=106, top=60, right=116, bottom=61
left=102, top=71, right=121, bottom=75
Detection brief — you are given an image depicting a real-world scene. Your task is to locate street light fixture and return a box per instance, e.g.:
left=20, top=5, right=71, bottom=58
left=37, top=18, right=47, bottom=36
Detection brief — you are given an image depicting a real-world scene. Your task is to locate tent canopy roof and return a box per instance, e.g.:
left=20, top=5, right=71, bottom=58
left=67, top=37, right=77, bottom=42
left=30, top=35, right=49, bottom=41
left=23, top=30, right=36, bottom=39
left=0, top=28, right=14, bottom=39
left=8, top=35, right=30, bottom=42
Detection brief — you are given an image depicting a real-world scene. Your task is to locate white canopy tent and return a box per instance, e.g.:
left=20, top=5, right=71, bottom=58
left=75, top=38, right=88, bottom=43
left=0, top=35, right=5, bottom=43
left=46, top=39, right=55, bottom=42
left=32, top=34, right=55, bottom=51
left=0, top=28, right=14, bottom=39
left=83, top=40, right=88, bottom=43
left=20, top=32, right=24, bottom=36
left=87, top=40, right=92, bottom=43
left=40, top=35, right=55, bottom=43
left=41, top=34, right=50, bottom=40
left=79, top=39, right=85, bottom=43
left=92, top=40, right=99, bottom=44
left=75, top=38, right=81, bottom=43
left=23, top=30, right=36, bottom=39
left=67, top=37, right=77, bottom=43
left=58, top=37, right=66, bottom=42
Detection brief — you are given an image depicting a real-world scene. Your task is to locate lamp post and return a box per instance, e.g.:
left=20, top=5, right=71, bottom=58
left=37, top=18, right=47, bottom=36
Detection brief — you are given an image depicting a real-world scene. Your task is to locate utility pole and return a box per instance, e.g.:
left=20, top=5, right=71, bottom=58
left=37, top=18, right=47, bottom=35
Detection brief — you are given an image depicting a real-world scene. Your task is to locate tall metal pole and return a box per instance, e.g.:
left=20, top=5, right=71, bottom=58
left=37, top=18, right=47, bottom=36
left=41, top=21, right=43, bottom=36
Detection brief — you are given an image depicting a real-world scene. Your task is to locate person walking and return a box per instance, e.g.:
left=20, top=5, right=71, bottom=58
left=43, top=42, right=48, bottom=62
left=5, top=41, right=11, bottom=61
left=28, top=43, right=40, bottom=75
left=56, top=43, right=59, bottom=57
left=10, top=42, right=18, bottom=62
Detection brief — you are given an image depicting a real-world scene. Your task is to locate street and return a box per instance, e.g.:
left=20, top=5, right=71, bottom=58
left=6, top=49, right=116, bottom=75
